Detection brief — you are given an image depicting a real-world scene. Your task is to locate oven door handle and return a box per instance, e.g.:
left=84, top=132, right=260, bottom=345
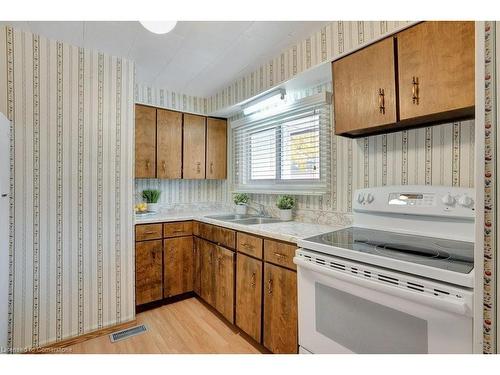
left=294, top=257, right=472, bottom=317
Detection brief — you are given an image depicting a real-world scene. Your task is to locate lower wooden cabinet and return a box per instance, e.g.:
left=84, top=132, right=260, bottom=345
left=215, top=245, right=235, bottom=323
left=193, top=237, right=202, bottom=295
left=263, top=262, right=298, bottom=354
left=236, top=253, right=263, bottom=342
left=135, top=240, right=163, bottom=305
left=199, top=238, right=235, bottom=324
left=163, top=236, right=194, bottom=298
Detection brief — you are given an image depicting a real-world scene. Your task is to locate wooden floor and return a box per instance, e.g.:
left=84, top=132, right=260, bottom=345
left=67, top=297, right=263, bottom=354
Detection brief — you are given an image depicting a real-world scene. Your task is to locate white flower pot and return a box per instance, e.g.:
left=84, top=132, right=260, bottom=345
left=278, top=209, right=293, bottom=221
left=235, top=204, right=247, bottom=215
left=147, top=203, right=159, bottom=213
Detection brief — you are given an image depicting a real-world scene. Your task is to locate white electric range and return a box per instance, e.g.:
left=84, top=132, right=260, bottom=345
left=294, top=185, right=475, bottom=354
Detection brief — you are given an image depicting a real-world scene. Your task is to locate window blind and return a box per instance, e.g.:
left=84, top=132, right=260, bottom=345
left=232, top=92, right=331, bottom=195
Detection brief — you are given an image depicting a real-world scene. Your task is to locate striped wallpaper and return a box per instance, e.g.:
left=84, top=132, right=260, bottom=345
left=0, top=26, right=135, bottom=351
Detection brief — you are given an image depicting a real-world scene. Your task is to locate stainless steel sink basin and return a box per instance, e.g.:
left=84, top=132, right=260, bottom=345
left=231, top=217, right=286, bottom=225
left=204, top=214, right=256, bottom=221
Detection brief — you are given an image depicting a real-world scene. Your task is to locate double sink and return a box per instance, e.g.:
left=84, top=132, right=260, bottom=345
left=204, top=214, right=287, bottom=225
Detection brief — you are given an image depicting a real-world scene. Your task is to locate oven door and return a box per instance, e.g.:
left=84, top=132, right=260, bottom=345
left=294, top=253, right=473, bottom=354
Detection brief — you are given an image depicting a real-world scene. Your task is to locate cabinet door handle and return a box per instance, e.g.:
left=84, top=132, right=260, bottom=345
left=210, top=162, right=214, bottom=174
left=162, top=160, right=166, bottom=172
left=196, top=162, right=201, bottom=173
left=378, top=88, right=385, bottom=114
left=267, top=278, right=273, bottom=294
left=412, top=76, right=419, bottom=105
left=146, top=160, right=150, bottom=170
left=251, top=272, right=256, bottom=287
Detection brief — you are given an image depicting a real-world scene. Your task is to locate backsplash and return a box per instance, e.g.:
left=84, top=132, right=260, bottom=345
left=0, top=26, right=135, bottom=351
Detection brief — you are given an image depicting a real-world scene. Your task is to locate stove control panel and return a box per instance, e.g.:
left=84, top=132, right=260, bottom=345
left=353, top=185, right=475, bottom=219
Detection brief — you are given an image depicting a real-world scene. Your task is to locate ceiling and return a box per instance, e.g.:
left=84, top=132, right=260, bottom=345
left=1, top=21, right=328, bottom=97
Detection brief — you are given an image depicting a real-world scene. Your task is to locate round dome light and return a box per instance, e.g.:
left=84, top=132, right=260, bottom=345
left=140, top=21, right=177, bottom=34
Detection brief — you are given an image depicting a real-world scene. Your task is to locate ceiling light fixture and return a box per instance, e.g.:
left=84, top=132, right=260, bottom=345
left=242, top=89, right=286, bottom=116
left=140, top=21, right=177, bottom=34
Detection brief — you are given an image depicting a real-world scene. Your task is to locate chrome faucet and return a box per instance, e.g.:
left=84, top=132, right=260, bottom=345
left=247, top=202, right=269, bottom=217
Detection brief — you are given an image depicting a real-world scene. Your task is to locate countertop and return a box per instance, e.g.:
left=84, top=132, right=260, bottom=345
left=135, top=209, right=343, bottom=243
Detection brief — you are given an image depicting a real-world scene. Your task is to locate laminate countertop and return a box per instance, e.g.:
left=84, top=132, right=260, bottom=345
left=135, top=209, right=343, bottom=244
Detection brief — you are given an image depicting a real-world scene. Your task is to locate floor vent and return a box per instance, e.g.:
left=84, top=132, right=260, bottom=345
left=109, top=324, right=147, bottom=343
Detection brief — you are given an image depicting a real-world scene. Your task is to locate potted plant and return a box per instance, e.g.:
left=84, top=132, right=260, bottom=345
left=233, top=193, right=250, bottom=215
left=142, top=189, right=161, bottom=213
left=276, top=195, right=295, bottom=221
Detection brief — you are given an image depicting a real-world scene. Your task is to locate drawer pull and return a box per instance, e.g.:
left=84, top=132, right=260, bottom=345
left=267, top=278, right=273, bottom=294
left=143, top=231, right=159, bottom=235
left=274, top=252, right=287, bottom=259
left=242, top=243, right=254, bottom=249
left=172, top=229, right=184, bottom=233
left=412, top=76, right=419, bottom=105
left=378, top=88, right=385, bottom=114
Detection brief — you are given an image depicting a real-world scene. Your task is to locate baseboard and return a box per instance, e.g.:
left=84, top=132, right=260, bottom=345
left=30, top=319, right=137, bottom=353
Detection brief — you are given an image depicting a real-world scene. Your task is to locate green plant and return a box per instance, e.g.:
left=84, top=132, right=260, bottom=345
left=233, top=193, right=250, bottom=205
left=142, top=189, right=161, bottom=203
left=276, top=195, right=295, bottom=210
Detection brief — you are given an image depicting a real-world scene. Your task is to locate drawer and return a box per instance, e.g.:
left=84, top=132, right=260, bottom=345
left=163, top=221, right=193, bottom=238
left=237, top=232, right=263, bottom=259
left=135, top=223, right=163, bottom=241
left=198, top=222, right=236, bottom=249
left=264, top=239, right=297, bottom=271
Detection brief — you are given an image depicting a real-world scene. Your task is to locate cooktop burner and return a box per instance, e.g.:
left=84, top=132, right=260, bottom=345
left=303, top=227, right=474, bottom=274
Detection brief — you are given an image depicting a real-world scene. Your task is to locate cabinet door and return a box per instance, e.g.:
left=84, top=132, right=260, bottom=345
left=236, top=253, right=262, bottom=342
left=215, top=246, right=235, bottom=324
left=163, top=236, right=194, bottom=298
left=157, top=109, right=182, bottom=179
left=263, top=263, right=298, bottom=353
left=135, top=105, right=157, bottom=178
left=333, top=37, right=397, bottom=135
left=183, top=113, right=206, bottom=179
left=206, top=118, right=227, bottom=179
left=135, top=240, right=163, bottom=305
left=397, top=21, right=475, bottom=121
left=200, top=239, right=216, bottom=306
left=193, top=237, right=202, bottom=295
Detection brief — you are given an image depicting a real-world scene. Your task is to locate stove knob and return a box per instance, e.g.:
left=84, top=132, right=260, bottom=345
left=366, top=193, right=374, bottom=203
left=458, top=195, right=474, bottom=208
left=357, top=193, right=365, bottom=204
left=441, top=193, right=456, bottom=206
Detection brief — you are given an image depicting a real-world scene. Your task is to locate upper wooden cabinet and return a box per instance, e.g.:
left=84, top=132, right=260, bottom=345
left=135, top=104, right=227, bottom=180
left=183, top=113, right=206, bottom=179
left=333, top=37, right=397, bottom=135
left=135, top=105, right=157, bottom=178
left=206, top=118, right=227, bottom=179
left=333, top=21, right=475, bottom=137
left=157, top=109, right=182, bottom=179
left=397, top=21, right=475, bottom=122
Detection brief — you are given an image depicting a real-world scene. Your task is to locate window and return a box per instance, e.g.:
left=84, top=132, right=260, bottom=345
left=232, top=92, right=331, bottom=195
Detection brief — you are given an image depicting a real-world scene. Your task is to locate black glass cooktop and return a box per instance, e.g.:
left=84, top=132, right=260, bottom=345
left=302, top=227, right=474, bottom=274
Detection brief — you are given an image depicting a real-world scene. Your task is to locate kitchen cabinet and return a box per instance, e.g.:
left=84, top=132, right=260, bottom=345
left=198, top=237, right=235, bottom=323
left=236, top=253, right=262, bottom=342
left=183, top=113, right=206, bottom=179
left=200, top=238, right=217, bottom=306
left=333, top=21, right=474, bottom=137
left=397, top=21, right=475, bottom=122
left=206, top=118, right=227, bottom=179
left=135, top=105, right=157, bottom=178
left=135, top=240, right=163, bottom=305
left=263, top=239, right=297, bottom=271
left=263, top=262, right=298, bottom=354
left=163, top=236, right=194, bottom=298
left=157, top=109, right=182, bottom=179
left=333, top=37, right=397, bottom=135
left=198, top=222, right=236, bottom=249
left=215, top=245, right=235, bottom=323
left=193, top=237, right=202, bottom=295
left=237, top=232, right=263, bottom=259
